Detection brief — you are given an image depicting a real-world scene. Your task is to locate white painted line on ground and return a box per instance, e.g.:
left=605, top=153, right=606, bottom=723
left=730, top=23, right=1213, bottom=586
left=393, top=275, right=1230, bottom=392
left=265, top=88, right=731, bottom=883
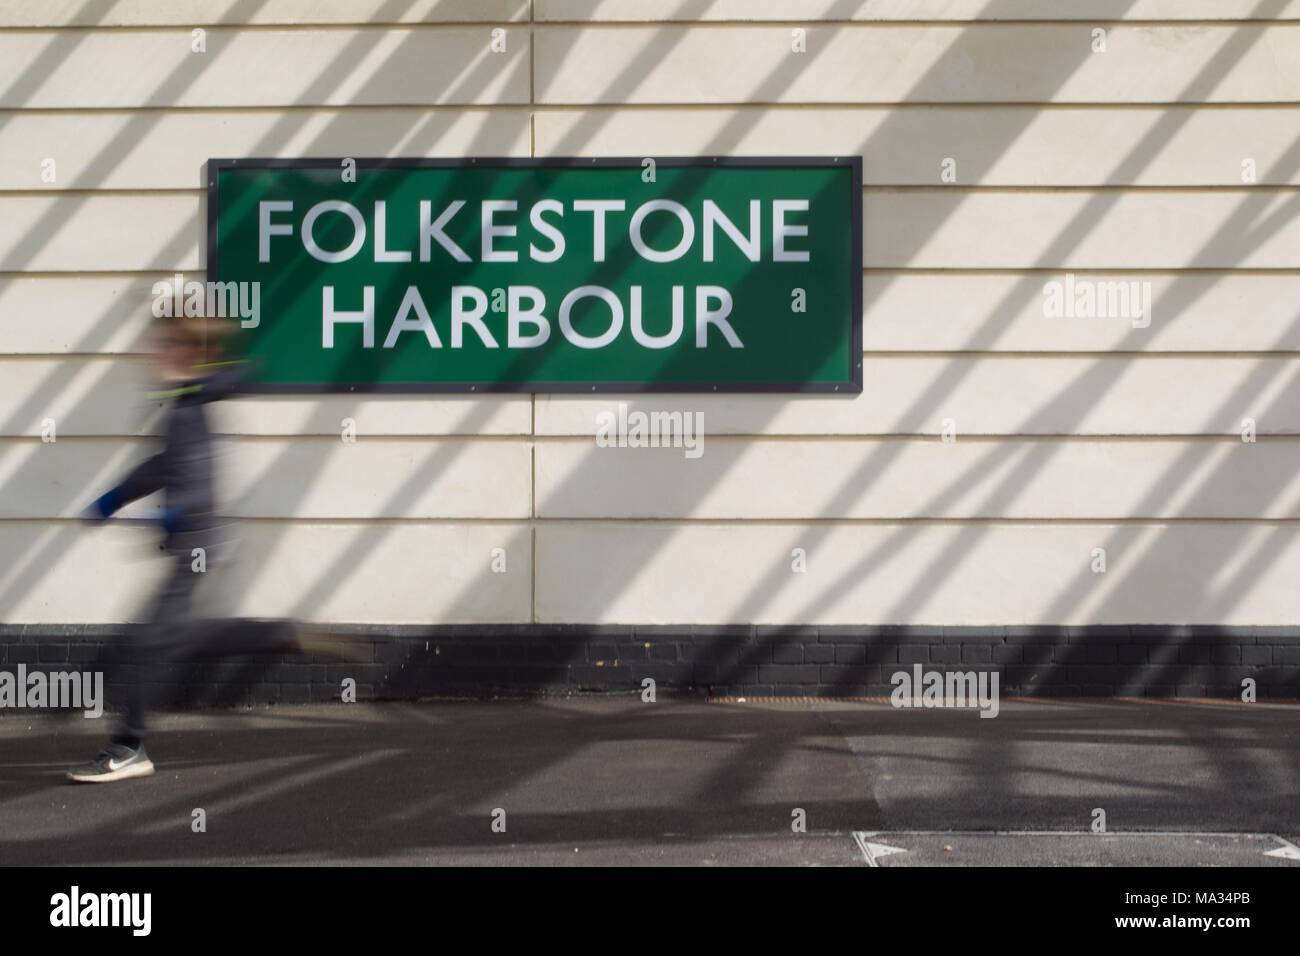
left=852, top=830, right=1300, bottom=863
left=1264, top=835, right=1300, bottom=860
left=858, top=828, right=1278, bottom=837
left=852, top=831, right=907, bottom=866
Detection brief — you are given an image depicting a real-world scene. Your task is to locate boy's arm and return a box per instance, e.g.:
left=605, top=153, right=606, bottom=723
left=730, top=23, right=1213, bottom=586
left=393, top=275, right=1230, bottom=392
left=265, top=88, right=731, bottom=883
left=193, top=359, right=249, bottom=400
left=84, top=452, right=171, bottom=520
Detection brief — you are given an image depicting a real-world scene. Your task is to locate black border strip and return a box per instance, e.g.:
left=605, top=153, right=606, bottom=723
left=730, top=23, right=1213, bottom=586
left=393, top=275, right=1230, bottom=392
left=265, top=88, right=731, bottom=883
left=204, top=156, right=864, bottom=395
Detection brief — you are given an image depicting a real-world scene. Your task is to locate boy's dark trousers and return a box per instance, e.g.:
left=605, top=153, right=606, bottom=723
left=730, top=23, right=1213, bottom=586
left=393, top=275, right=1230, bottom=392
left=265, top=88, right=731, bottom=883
left=116, top=539, right=296, bottom=746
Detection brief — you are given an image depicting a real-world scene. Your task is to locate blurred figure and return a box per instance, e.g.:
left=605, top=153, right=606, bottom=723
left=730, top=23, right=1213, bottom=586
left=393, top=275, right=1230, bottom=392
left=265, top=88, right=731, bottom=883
left=68, top=314, right=317, bottom=783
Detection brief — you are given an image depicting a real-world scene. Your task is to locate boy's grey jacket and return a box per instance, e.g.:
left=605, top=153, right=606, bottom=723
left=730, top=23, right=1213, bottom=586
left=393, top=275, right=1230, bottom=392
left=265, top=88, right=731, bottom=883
left=98, top=364, right=244, bottom=548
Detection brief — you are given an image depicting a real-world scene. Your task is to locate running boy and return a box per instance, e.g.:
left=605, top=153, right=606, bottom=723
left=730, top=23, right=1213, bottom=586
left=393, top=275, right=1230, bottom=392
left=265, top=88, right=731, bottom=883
left=68, top=314, right=314, bottom=782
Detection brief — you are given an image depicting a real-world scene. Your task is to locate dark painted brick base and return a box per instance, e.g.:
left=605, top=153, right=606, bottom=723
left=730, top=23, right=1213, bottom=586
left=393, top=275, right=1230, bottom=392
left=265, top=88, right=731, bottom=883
left=1, top=625, right=1297, bottom=713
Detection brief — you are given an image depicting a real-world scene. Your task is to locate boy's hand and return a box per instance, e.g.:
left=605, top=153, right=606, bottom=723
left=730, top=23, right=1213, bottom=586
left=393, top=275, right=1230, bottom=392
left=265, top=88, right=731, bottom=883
left=81, top=488, right=124, bottom=523
left=158, top=507, right=185, bottom=535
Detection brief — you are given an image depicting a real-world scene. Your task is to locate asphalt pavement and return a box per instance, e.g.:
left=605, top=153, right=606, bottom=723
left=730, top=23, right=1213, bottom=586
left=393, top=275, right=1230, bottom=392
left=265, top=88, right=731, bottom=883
left=1, top=698, right=1297, bottom=866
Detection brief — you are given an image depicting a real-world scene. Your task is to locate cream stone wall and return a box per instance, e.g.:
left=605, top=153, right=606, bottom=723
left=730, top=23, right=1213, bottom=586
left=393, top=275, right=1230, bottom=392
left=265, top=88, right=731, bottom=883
left=1, top=1, right=1296, bottom=625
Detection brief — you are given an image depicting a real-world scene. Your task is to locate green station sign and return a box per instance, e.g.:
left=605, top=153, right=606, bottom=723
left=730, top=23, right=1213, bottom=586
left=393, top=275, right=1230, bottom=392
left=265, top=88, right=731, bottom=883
left=207, top=158, right=861, bottom=392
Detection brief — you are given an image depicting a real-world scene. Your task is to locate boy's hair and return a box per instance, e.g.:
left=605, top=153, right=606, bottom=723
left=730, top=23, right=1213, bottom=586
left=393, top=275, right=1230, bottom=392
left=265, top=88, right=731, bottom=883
left=156, top=314, right=233, bottom=362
